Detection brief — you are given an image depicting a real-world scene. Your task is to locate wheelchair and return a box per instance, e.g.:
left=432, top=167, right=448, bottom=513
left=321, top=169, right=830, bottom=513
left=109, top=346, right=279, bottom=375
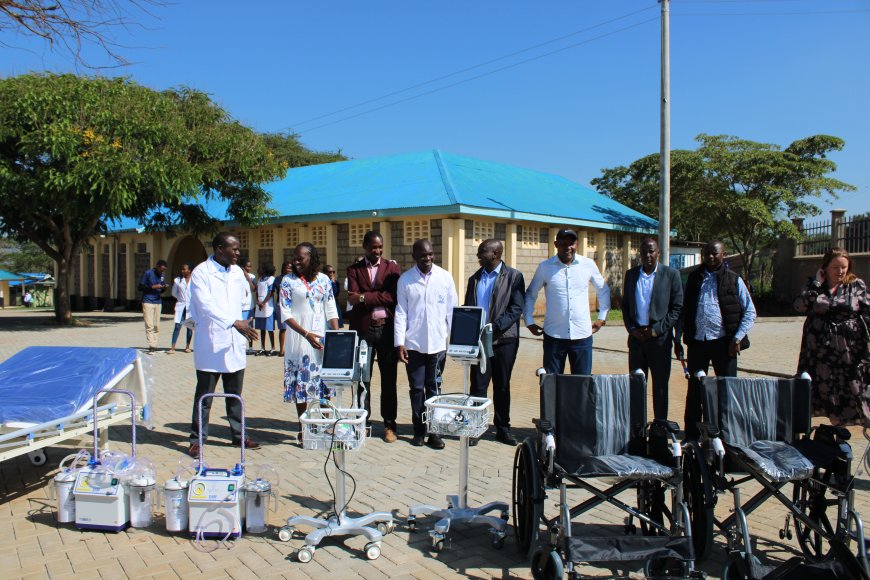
left=512, top=370, right=702, bottom=579
left=682, top=373, right=870, bottom=579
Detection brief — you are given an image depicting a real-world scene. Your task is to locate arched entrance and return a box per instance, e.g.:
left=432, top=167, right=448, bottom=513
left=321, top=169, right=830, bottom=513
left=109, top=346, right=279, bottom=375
left=167, top=235, right=208, bottom=281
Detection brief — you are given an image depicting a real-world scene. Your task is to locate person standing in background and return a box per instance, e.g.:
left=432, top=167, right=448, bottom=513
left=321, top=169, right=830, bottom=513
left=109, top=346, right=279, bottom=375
left=168, top=263, right=193, bottom=354
left=274, top=260, right=292, bottom=357
left=240, top=258, right=256, bottom=355
left=139, top=259, right=168, bottom=353
left=324, top=265, right=344, bottom=328
left=254, top=263, right=277, bottom=355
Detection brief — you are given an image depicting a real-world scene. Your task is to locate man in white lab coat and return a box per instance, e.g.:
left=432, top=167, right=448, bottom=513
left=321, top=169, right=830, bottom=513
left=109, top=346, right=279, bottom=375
left=187, top=232, right=261, bottom=458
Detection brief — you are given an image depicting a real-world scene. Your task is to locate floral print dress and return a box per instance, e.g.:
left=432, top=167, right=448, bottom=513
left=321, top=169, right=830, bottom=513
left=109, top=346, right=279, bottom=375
left=795, top=278, right=870, bottom=427
left=279, top=272, right=339, bottom=403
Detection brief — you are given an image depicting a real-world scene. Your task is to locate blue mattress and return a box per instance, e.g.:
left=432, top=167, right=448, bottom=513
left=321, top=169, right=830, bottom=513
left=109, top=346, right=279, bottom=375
left=0, top=346, right=138, bottom=424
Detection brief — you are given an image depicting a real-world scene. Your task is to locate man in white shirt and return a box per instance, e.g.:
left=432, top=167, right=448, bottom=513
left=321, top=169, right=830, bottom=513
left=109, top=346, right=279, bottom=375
left=524, top=228, right=610, bottom=375
left=187, top=232, right=261, bottom=458
left=394, top=239, right=458, bottom=449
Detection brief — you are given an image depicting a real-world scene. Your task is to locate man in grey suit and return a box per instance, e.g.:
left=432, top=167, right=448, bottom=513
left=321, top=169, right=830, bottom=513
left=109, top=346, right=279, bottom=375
left=622, top=238, right=683, bottom=420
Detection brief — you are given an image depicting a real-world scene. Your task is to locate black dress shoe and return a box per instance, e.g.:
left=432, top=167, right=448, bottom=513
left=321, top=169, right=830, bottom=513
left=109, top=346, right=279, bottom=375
left=427, top=434, right=445, bottom=450
left=411, top=434, right=426, bottom=447
left=187, top=443, right=200, bottom=458
left=233, top=437, right=261, bottom=450
left=468, top=437, right=480, bottom=447
left=496, top=431, right=518, bottom=446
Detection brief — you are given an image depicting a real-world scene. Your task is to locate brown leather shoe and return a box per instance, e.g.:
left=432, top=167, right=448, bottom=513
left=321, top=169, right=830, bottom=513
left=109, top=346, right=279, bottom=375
left=233, top=437, right=261, bottom=450
left=383, top=426, right=397, bottom=443
left=187, top=443, right=200, bottom=458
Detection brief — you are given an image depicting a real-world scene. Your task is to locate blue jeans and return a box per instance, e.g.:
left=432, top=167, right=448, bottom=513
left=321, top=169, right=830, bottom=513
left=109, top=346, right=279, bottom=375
left=542, top=333, right=592, bottom=375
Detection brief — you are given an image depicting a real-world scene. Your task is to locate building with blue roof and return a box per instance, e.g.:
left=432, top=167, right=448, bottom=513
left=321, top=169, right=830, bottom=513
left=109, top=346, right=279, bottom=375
left=73, top=150, right=657, bottom=311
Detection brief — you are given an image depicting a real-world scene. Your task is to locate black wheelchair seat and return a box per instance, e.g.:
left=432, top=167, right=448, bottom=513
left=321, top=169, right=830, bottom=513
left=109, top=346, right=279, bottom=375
left=729, top=440, right=814, bottom=482
left=570, top=454, right=674, bottom=480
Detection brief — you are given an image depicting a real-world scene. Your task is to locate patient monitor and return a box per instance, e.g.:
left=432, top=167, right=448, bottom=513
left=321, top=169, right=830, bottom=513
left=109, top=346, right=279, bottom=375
left=320, top=331, right=359, bottom=381
left=447, top=306, right=493, bottom=364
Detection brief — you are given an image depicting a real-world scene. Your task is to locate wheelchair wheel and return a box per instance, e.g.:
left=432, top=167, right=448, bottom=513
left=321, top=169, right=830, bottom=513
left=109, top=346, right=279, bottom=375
left=637, top=480, right=666, bottom=536
left=683, top=440, right=714, bottom=560
left=792, top=472, right=843, bottom=561
left=531, top=546, right=564, bottom=580
left=513, top=438, right=544, bottom=557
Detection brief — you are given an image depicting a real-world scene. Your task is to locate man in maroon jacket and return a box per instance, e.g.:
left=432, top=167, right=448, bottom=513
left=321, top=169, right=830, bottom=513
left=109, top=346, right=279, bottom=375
left=347, top=231, right=402, bottom=442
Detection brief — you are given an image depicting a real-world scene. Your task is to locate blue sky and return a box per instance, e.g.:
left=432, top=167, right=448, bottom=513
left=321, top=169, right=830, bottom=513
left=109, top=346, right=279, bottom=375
left=2, top=0, right=868, bottom=218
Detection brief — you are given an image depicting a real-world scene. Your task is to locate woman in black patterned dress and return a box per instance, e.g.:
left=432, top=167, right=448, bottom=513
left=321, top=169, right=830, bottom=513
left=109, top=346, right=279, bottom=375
left=795, top=247, right=870, bottom=427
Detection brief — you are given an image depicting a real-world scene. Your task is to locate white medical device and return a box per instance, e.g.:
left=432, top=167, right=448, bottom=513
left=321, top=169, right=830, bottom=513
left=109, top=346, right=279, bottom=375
left=187, top=392, right=247, bottom=541
left=447, top=307, right=485, bottom=360
left=74, top=389, right=139, bottom=532
left=319, top=331, right=359, bottom=382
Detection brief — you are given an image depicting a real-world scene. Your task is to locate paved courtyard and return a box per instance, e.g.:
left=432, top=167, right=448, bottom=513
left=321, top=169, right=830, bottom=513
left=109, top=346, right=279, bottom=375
left=1, top=309, right=867, bottom=579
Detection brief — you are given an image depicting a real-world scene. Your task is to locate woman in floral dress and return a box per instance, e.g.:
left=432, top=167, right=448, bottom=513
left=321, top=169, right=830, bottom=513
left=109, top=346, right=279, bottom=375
left=795, top=247, right=870, bottom=427
left=279, top=243, right=339, bottom=438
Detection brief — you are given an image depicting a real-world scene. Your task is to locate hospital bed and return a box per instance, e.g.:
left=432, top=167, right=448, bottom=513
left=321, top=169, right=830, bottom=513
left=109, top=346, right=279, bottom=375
left=0, top=347, right=153, bottom=466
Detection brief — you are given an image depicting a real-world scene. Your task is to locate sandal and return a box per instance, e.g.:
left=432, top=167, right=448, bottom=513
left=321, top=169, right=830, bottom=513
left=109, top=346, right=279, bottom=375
left=184, top=347, right=192, bottom=353
left=296, top=431, right=304, bottom=446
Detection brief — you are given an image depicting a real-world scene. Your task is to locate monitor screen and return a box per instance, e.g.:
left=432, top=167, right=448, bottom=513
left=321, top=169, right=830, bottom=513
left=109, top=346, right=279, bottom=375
left=322, top=331, right=357, bottom=370
left=450, top=307, right=483, bottom=347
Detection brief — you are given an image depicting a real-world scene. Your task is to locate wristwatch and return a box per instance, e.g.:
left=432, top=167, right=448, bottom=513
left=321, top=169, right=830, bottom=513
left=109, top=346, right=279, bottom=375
left=359, top=294, right=366, bottom=305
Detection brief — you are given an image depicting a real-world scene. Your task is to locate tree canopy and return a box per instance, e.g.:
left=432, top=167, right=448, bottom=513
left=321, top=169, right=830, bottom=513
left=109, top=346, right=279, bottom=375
left=591, top=133, right=855, bottom=282
left=0, top=73, right=343, bottom=322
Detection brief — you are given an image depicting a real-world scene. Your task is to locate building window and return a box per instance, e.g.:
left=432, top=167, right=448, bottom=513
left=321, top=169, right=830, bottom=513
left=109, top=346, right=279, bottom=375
left=119, top=243, right=127, bottom=255
left=606, top=233, right=621, bottom=252
left=310, top=225, right=328, bottom=250
left=403, top=219, right=430, bottom=245
left=349, top=222, right=372, bottom=248
left=236, top=231, right=249, bottom=250
left=102, top=244, right=110, bottom=254
left=136, top=243, right=147, bottom=254
left=285, top=226, right=299, bottom=248
left=472, top=221, right=495, bottom=244
left=259, top=228, right=273, bottom=248
left=520, top=225, right=540, bottom=249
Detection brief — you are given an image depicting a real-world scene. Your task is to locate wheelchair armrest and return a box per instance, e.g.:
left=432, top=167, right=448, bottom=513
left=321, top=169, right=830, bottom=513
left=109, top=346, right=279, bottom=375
left=534, top=419, right=553, bottom=434
left=699, top=422, right=720, bottom=439
left=816, top=424, right=851, bottom=441
left=652, top=419, right=681, bottom=434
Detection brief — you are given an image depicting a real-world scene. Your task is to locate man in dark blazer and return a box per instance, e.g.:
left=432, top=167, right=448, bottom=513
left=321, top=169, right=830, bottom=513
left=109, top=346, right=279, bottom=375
left=464, top=239, right=526, bottom=445
left=347, top=231, right=402, bottom=442
left=622, top=237, right=683, bottom=420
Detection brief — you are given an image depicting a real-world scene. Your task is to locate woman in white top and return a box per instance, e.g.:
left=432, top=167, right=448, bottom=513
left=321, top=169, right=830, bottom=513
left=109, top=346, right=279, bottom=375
left=255, top=263, right=277, bottom=355
left=280, top=243, right=339, bottom=436
left=240, top=258, right=256, bottom=354
left=168, top=263, right=193, bottom=353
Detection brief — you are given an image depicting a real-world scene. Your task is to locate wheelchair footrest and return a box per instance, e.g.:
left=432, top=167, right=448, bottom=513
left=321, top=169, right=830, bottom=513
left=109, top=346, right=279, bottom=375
left=565, top=534, right=694, bottom=564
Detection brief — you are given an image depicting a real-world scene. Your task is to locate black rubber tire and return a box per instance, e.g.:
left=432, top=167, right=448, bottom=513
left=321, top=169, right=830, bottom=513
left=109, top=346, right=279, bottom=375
left=637, top=480, right=667, bottom=536
left=513, top=437, right=544, bottom=557
left=792, top=469, right=842, bottom=561
left=531, top=546, right=564, bottom=580
left=683, top=440, right=715, bottom=560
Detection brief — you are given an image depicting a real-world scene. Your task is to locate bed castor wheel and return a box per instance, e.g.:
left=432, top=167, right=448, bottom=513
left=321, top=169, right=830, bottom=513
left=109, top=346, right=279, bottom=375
left=27, top=449, right=47, bottom=466
left=297, top=546, right=314, bottom=563
left=433, top=539, right=445, bottom=553
left=376, top=521, right=394, bottom=535
left=277, top=525, right=294, bottom=542
left=491, top=535, right=505, bottom=549
left=501, top=511, right=509, bottom=521
left=407, top=517, right=416, bottom=532
left=364, top=542, right=381, bottom=560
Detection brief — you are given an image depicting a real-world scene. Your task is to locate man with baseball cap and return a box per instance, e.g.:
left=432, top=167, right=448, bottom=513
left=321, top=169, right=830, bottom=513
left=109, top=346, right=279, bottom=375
left=524, top=228, right=610, bottom=375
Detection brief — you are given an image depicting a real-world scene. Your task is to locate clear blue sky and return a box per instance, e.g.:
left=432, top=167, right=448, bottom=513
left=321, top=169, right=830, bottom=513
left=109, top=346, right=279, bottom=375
left=2, top=0, right=868, bottom=218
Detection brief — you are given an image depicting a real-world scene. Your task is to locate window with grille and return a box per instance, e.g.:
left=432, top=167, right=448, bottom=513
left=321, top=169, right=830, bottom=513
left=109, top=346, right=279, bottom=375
left=136, top=243, right=147, bottom=254
left=520, top=225, right=540, bottom=249
left=284, top=226, right=299, bottom=248
left=259, top=228, right=273, bottom=248
left=102, top=244, right=110, bottom=254
left=349, top=222, right=372, bottom=247
left=472, top=221, right=495, bottom=244
left=606, top=233, right=620, bottom=251
left=310, top=225, right=328, bottom=249
left=403, top=220, right=430, bottom=245
left=237, top=231, right=249, bottom=249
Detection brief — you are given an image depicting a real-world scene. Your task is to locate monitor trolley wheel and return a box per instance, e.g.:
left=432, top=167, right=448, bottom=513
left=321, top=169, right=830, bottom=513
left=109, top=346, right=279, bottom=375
left=531, top=546, right=564, bottom=580
left=683, top=440, right=715, bottom=560
left=513, top=437, right=544, bottom=557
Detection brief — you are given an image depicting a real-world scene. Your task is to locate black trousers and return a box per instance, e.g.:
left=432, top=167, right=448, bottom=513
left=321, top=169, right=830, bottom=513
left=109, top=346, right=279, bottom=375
left=470, top=339, right=519, bottom=433
left=189, top=369, right=245, bottom=443
left=628, top=335, right=674, bottom=421
left=684, top=337, right=738, bottom=439
left=406, top=350, right=446, bottom=436
left=358, top=322, right=398, bottom=427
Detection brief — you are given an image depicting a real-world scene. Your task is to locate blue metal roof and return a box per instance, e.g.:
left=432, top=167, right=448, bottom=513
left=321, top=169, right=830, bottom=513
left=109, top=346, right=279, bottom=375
left=111, top=149, right=657, bottom=233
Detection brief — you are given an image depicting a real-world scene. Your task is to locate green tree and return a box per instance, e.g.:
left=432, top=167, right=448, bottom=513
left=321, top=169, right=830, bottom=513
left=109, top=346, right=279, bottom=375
left=592, top=134, right=855, bottom=281
left=0, top=239, right=54, bottom=273
left=0, top=73, right=341, bottom=323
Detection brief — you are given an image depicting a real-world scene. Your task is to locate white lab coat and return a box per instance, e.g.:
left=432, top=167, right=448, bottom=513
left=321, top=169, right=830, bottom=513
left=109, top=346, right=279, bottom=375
left=190, top=256, right=248, bottom=373
left=171, top=276, right=192, bottom=324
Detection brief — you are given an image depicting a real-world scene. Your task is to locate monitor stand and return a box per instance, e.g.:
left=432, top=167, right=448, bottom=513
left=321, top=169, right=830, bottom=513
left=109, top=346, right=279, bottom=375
left=407, top=358, right=509, bottom=552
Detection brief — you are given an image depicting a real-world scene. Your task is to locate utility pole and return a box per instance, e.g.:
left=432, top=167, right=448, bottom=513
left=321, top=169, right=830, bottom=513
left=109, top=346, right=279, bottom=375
left=659, top=0, right=671, bottom=265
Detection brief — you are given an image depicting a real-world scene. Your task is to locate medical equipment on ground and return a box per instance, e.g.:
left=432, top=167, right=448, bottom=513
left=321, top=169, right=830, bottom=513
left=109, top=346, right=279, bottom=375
left=188, top=393, right=247, bottom=542
left=74, top=388, right=140, bottom=532
left=163, top=477, right=189, bottom=533
left=279, top=331, right=393, bottom=563
left=408, top=308, right=509, bottom=552
left=50, top=450, right=91, bottom=523
left=242, top=464, right=279, bottom=534
left=0, top=347, right=152, bottom=466
left=128, top=458, right=158, bottom=528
